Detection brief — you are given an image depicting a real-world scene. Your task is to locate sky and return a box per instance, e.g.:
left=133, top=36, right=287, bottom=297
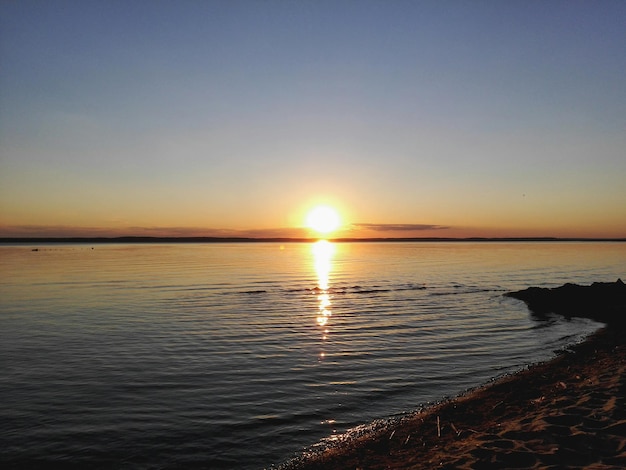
left=1, top=0, right=625, bottom=239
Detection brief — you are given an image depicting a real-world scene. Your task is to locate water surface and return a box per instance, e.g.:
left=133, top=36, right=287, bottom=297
left=1, top=241, right=624, bottom=468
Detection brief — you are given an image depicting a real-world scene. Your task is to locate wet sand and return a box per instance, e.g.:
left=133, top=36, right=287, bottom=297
left=281, top=282, right=626, bottom=469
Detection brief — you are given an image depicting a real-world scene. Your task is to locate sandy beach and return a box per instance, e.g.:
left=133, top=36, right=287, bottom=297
left=282, top=282, right=626, bottom=469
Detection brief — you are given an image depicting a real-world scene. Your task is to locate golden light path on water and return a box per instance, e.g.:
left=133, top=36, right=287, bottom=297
left=312, top=240, right=335, bottom=360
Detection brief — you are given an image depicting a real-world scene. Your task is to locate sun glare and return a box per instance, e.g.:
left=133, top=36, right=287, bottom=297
left=306, top=206, right=341, bottom=235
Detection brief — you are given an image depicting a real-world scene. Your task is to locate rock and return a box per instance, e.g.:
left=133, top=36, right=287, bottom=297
left=505, top=279, right=626, bottom=326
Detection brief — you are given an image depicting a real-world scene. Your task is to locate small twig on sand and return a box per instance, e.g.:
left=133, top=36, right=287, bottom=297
left=437, top=416, right=441, bottom=437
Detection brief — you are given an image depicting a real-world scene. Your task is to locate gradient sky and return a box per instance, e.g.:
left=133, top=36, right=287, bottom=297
left=1, top=1, right=625, bottom=239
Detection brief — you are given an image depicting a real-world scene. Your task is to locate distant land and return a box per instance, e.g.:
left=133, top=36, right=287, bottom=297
left=1, top=236, right=625, bottom=244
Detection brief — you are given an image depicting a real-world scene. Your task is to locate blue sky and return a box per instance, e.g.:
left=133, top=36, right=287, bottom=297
left=1, top=1, right=625, bottom=238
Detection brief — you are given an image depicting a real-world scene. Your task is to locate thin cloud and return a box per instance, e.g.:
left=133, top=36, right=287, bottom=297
left=352, top=223, right=450, bottom=232
left=0, top=225, right=116, bottom=238
left=0, top=224, right=451, bottom=239
left=0, top=224, right=311, bottom=239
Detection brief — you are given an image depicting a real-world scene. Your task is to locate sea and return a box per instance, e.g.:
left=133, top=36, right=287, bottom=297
left=1, top=241, right=624, bottom=469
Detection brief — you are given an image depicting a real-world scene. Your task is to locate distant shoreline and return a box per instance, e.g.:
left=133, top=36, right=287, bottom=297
left=1, top=236, right=625, bottom=244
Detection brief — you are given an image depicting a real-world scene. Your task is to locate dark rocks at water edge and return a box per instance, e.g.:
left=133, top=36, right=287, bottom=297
left=505, top=279, right=626, bottom=326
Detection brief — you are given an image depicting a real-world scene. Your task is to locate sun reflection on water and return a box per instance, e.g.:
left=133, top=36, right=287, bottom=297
left=312, top=240, right=335, bottom=359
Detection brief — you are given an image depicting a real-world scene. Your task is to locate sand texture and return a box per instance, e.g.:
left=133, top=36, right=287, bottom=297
left=282, top=281, right=626, bottom=469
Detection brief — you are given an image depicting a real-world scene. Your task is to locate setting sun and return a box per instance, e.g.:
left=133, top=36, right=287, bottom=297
left=305, top=206, right=341, bottom=234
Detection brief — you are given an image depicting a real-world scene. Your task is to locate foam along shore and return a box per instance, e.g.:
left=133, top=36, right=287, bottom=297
left=279, top=280, right=626, bottom=469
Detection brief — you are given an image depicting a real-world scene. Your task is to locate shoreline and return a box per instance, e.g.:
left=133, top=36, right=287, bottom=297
left=2, top=236, right=626, bottom=244
left=280, top=328, right=625, bottom=469
left=279, top=282, right=626, bottom=469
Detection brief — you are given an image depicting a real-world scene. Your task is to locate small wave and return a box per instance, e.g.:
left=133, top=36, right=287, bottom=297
left=351, top=288, right=391, bottom=294
left=237, top=283, right=502, bottom=298
left=429, top=288, right=501, bottom=297
left=302, top=284, right=426, bottom=295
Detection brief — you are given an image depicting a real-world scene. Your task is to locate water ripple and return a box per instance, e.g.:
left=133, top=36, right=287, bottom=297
left=0, top=241, right=624, bottom=468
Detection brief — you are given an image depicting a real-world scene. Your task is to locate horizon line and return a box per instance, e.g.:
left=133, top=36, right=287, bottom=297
left=2, top=236, right=626, bottom=244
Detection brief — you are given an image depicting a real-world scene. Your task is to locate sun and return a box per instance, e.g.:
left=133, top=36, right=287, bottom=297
left=305, top=206, right=341, bottom=234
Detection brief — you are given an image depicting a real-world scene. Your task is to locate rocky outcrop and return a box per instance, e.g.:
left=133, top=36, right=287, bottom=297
left=506, top=279, right=626, bottom=327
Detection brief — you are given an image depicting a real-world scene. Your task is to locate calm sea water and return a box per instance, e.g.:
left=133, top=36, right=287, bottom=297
left=1, top=241, right=624, bottom=469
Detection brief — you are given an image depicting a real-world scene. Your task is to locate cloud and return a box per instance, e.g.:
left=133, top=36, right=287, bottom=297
left=0, top=223, right=450, bottom=239
left=0, top=224, right=311, bottom=239
left=0, top=225, right=117, bottom=238
left=352, top=223, right=450, bottom=232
